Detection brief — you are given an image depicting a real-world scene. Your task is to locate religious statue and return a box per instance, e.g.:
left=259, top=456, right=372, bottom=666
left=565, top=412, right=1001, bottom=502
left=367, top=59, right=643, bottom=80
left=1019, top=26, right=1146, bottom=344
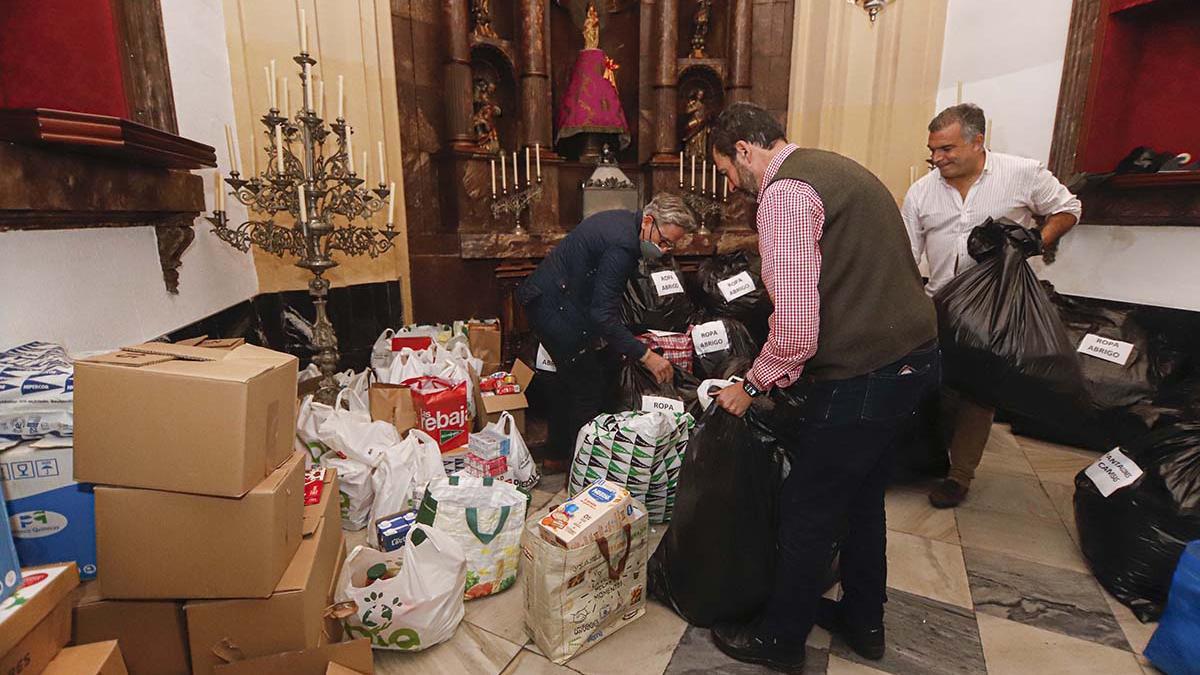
left=583, top=3, right=600, bottom=49
left=471, top=0, right=497, bottom=39
left=554, top=0, right=631, bottom=151
left=472, top=77, right=501, bottom=153
left=691, top=0, right=712, bottom=58
left=683, top=88, right=710, bottom=157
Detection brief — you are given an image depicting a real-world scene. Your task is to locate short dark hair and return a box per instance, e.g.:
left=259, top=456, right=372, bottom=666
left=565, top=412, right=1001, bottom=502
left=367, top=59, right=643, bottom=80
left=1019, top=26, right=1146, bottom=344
left=929, top=103, right=986, bottom=141
left=710, top=102, right=786, bottom=158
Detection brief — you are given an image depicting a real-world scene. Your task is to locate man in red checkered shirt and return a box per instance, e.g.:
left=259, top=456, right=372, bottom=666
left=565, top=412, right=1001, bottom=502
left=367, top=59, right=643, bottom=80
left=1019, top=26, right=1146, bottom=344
left=708, top=103, right=941, bottom=672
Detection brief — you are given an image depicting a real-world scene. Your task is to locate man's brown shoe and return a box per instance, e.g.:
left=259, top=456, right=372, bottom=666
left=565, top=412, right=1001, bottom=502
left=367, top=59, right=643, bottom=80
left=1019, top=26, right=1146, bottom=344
left=928, top=479, right=969, bottom=509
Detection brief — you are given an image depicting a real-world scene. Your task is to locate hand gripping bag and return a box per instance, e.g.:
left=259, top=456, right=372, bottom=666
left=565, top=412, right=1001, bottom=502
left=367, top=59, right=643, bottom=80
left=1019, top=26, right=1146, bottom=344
left=612, top=358, right=701, bottom=419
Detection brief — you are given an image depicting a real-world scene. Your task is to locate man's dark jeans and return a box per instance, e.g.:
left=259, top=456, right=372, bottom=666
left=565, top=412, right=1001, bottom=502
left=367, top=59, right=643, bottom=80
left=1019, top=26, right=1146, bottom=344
left=759, top=341, right=942, bottom=642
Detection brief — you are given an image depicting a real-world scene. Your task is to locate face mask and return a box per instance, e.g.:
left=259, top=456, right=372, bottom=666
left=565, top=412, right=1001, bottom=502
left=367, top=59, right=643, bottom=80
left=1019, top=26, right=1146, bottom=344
left=640, top=239, right=664, bottom=261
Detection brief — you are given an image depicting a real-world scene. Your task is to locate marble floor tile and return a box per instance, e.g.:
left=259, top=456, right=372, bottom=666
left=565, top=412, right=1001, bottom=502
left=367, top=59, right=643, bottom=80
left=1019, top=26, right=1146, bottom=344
left=956, top=473, right=1060, bottom=521
left=465, top=573, right=529, bottom=646
left=1040, top=481, right=1081, bottom=545
left=884, top=488, right=960, bottom=545
left=955, top=507, right=1089, bottom=573
left=984, top=425, right=1026, bottom=458
left=825, top=654, right=890, bottom=675
left=663, top=625, right=829, bottom=675
left=537, top=472, right=568, bottom=496
left=831, top=588, right=986, bottom=675
left=500, top=648, right=579, bottom=675
left=343, top=527, right=370, bottom=553
left=974, top=448, right=1036, bottom=479
left=885, top=530, right=973, bottom=609
left=373, top=622, right=524, bottom=675
left=567, top=599, right=690, bottom=675
left=975, top=613, right=1143, bottom=675
left=1017, top=436, right=1097, bottom=486
left=1101, top=588, right=1159, bottom=655
left=963, top=547, right=1127, bottom=650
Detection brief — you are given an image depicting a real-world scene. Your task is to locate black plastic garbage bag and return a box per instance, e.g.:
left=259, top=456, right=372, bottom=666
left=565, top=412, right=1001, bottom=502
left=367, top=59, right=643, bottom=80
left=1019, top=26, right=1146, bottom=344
left=696, top=251, right=773, bottom=345
left=935, top=218, right=1090, bottom=433
left=1052, top=288, right=1158, bottom=410
left=649, top=397, right=785, bottom=626
left=611, top=357, right=700, bottom=418
left=691, top=316, right=759, bottom=380
left=1075, top=422, right=1200, bottom=622
left=621, top=257, right=695, bottom=334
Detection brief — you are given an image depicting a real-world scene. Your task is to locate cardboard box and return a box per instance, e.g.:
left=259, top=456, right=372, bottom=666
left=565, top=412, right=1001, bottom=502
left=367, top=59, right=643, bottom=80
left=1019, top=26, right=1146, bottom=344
left=212, top=639, right=373, bottom=675
left=1, top=442, right=97, bottom=579
left=538, top=480, right=640, bottom=549
left=471, top=359, right=533, bottom=434
left=74, top=342, right=298, bottom=497
left=367, top=382, right=417, bottom=435
left=95, top=452, right=304, bottom=599
left=0, top=497, right=20, bottom=605
left=74, top=583, right=190, bottom=675
left=327, top=662, right=370, bottom=675
left=467, top=319, right=502, bottom=375
left=0, top=563, right=80, bottom=674
left=185, top=470, right=344, bottom=675
left=43, top=640, right=128, bottom=675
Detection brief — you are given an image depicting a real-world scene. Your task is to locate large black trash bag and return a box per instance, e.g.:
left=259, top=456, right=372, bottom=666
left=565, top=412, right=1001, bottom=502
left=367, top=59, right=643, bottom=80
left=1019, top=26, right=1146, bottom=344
left=621, top=256, right=695, bottom=334
left=696, top=251, right=773, bottom=345
left=691, top=316, right=759, bottom=380
left=1075, top=422, right=1200, bottom=622
left=610, top=356, right=701, bottom=418
left=649, top=397, right=785, bottom=626
left=935, top=218, right=1091, bottom=436
left=1052, top=287, right=1158, bottom=410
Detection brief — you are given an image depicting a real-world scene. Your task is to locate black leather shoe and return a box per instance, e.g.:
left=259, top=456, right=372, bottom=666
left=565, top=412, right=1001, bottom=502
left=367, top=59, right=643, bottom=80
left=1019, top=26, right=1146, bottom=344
left=711, top=622, right=806, bottom=673
left=816, top=598, right=885, bottom=660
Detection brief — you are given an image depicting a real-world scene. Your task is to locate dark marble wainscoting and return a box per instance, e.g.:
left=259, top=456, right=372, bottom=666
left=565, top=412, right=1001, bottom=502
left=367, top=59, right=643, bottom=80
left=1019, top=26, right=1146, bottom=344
left=168, top=280, right=404, bottom=373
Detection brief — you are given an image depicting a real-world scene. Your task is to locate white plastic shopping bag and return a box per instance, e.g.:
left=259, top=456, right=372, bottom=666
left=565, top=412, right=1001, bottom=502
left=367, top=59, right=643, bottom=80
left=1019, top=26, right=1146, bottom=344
left=369, top=429, right=445, bottom=547
left=295, top=394, right=336, bottom=465
left=485, top=412, right=540, bottom=490
left=334, top=525, right=467, bottom=651
left=317, top=405, right=397, bottom=530
left=371, top=329, right=397, bottom=371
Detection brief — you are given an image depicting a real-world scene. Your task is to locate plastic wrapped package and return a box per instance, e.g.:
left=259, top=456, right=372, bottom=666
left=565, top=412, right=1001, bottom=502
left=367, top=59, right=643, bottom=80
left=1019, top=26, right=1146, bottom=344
left=0, top=342, right=74, bottom=447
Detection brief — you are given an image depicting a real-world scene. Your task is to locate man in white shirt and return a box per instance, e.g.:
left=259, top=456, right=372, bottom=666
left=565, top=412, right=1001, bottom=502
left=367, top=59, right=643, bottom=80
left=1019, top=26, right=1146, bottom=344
left=902, top=103, right=1082, bottom=508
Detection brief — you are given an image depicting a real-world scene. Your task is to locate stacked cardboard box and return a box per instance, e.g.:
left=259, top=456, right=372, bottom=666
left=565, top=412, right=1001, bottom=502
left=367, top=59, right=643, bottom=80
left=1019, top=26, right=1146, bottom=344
left=0, top=562, right=80, bottom=673
left=70, top=341, right=356, bottom=674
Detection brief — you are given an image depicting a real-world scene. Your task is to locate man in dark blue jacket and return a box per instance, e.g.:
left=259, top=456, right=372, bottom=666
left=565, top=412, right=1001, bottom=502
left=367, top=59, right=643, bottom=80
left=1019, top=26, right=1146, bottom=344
left=517, top=193, right=697, bottom=469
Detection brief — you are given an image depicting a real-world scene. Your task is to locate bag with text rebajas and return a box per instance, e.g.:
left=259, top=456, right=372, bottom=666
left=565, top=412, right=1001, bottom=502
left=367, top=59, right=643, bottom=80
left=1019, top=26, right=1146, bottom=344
left=934, top=218, right=1090, bottom=432
left=621, top=257, right=695, bottom=334
left=1074, top=422, right=1200, bottom=622
left=402, top=376, right=470, bottom=453
left=696, top=251, right=772, bottom=346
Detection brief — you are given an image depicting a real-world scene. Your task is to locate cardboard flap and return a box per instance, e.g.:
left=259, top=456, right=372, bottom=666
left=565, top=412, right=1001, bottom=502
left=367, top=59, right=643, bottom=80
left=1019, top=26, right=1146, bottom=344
left=512, top=359, right=534, bottom=388
left=326, top=664, right=367, bottom=675
left=175, top=336, right=209, bottom=346
left=122, top=342, right=227, bottom=362
left=212, top=638, right=373, bottom=675
left=81, top=351, right=176, bottom=368
left=199, top=338, right=246, bottom=349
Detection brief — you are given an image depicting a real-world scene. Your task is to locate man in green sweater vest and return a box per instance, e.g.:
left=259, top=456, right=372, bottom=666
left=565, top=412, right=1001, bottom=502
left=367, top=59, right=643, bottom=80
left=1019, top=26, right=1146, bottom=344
left=708, top=103, right=941, bottom=672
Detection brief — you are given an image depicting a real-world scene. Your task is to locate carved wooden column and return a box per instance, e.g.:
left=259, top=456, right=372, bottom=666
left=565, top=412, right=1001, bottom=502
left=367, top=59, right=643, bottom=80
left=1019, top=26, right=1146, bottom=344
left=443, top=0, right=474, bottom=150
left=652, top=0, right=680, bottom=160
left=519, top=0, right=551, bottom=148
left=728, top=0, right=753, bottom=104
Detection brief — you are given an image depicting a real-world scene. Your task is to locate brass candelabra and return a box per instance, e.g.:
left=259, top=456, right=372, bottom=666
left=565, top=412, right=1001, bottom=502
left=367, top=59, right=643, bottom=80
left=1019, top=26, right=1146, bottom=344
left=206, top=49, right=398, bottom=404
left=489, top=146, right=543, bottom=236
left=679, top=152, right=728, bottom=235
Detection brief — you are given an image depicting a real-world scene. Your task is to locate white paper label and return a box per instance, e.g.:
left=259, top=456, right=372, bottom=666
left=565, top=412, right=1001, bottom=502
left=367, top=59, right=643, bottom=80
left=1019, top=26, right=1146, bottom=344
left=1084, top=448, right=1143, bottom=498
left=651, top=271, right=685, bottom=297
left=717, top=271, right=756, bottom=302
left=535, top=344, right=557, bottom=372
left=647, top=329, right=682, bottom=337
left=692, top=320, right=731, bottom=355
left=1077, top=334, right=1135, bottom=367
left=641, top=395, right=685, bottom=414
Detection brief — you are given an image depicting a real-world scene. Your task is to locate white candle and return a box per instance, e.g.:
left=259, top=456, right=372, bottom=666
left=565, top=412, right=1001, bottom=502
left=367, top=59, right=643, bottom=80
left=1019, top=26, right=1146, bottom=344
left=300, top=8, right=308, bottom=53
left=387, top=182, right=396, bottom=224
left=317, top=79, right=324, bottom=118
left=378, top=141, right=386, bottom=183
left=304, top=63, right=313, bottom=110
left=297, top=184, right=307, bottom=221
left=525, top=147, right=531, bottom=187
left=362, top=151, right=368, bottom=185
left=224, top=125, right=235, bottom=172
left=274, top=125, right=284, bottom=172
left=500, top=151, right=507, bottom=190
left=346, top=126, right=354, bottom=173
left=264, top=66, right=274, bottom=109
left=250, top=138, right=258, bottom=175
left=679, top=151, right=684, bottom=184
left=711, top=164, right=717, bottom=196
left=512, top=151, right=518, bottom=188
left=723, top=175, right=728, bottom=199
left=701, top=158, right=707, bottom=192
left=214, top=171, right=224, bottom=210
left=535, top=143, right=541, bottom=178
left=337, top=75, right=344, bottom=119
left=690, top=155, right=696, bottom=187
left=270, top=60, right=277, bottom=107
left=282, top=77, right=289, bottom=116
left=490, top=158, right=497, bottom=196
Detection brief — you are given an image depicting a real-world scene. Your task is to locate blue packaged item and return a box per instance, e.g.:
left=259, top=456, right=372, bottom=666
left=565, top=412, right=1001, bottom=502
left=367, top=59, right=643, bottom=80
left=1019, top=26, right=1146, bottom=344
left=0, top=496, right=19, bottom=605
left=0, top=443, right=96, bottom=579
left=375, top=510, right=418, bottom=552
left=1146, top=540, right=1200, bottom=675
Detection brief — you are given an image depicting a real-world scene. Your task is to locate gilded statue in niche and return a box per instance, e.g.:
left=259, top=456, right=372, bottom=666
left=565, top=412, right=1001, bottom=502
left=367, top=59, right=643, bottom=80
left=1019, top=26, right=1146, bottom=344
left=683, top=88, right=710, bottom=157
left=472, top=77, right=502, bottom=153
left=582, top=3, right=600, bottom=49
left=691, top=0, right=712, bottom=58
left=471, top=0, right=497, bottom=39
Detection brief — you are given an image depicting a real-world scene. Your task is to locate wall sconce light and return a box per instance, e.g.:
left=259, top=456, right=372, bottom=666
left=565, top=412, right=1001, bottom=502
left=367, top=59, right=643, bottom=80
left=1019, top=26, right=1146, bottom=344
left=848, top=0, right=889, bottom=22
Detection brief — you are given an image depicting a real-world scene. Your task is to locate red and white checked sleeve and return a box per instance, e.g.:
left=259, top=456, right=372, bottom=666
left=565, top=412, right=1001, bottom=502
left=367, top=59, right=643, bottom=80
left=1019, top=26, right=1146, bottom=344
left=747, top=179, right=825, bottom=391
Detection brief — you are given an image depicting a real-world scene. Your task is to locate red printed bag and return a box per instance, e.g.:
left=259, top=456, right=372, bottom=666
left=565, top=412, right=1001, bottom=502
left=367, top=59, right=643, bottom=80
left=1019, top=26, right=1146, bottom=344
left=402, top=376, right=470, bottom=452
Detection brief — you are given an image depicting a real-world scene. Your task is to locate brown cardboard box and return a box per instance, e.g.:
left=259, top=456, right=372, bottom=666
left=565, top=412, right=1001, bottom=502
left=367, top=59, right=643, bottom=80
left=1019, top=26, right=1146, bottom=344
left=211, top=639, right=373, bottom=675
left=0, top=563, right=80, bottom=675
left=472, top=359, right=533, bottom=434
left=467, top=319, right=502, bottom=375
left=185, top=470, right=344, bottom=675
left=95, top=452, right=305, bottom=599
left=75, top=342, right=298, bottom=497
left=43, top=640, right=128, bottom=674
left=368, top=382, right=417, bottom=435
left=326, top=663, right=369, bottom=675
left=73, top=588, right=190, bottom=675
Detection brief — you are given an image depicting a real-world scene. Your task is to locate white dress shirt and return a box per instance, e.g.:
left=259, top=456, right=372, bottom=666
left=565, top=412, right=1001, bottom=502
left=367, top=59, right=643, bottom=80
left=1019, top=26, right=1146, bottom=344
left=902, top=151, right=1082, bottom=295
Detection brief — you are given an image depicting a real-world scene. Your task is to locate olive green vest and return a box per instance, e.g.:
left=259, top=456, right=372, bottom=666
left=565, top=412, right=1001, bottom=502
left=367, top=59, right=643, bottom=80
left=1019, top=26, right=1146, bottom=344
left=767, top=148, right=937, bottom=381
